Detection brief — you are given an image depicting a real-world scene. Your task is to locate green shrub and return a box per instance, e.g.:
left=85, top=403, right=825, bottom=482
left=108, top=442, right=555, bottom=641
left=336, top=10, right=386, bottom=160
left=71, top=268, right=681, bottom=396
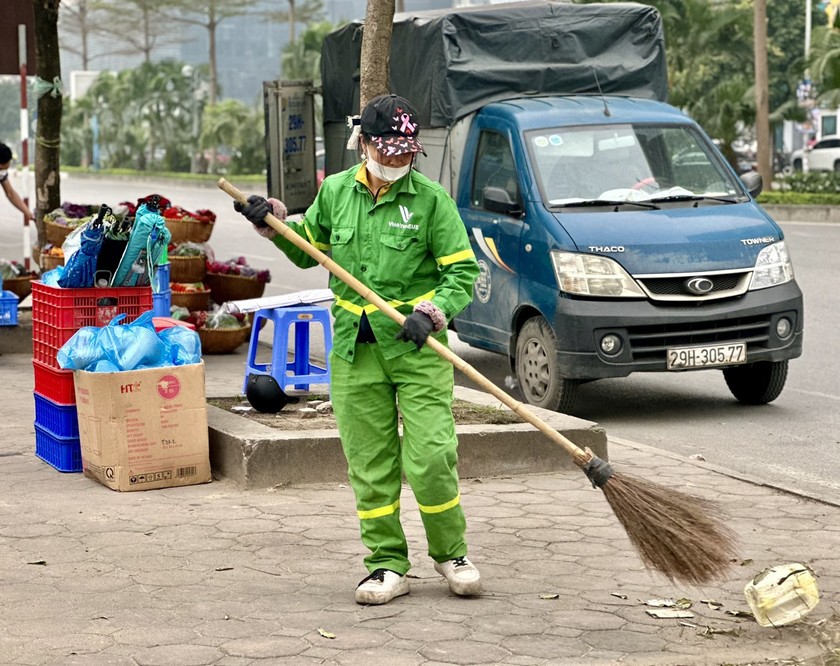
left=757, top=190, right=840, bottom=205
left=774, top=171, right=840, bottom=194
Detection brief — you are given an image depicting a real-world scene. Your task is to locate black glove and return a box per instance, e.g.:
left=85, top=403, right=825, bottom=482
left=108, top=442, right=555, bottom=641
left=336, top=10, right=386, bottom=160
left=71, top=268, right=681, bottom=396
left=395, top=311, right=435, bottom=350
left=233, top=194, right=271, bottom=228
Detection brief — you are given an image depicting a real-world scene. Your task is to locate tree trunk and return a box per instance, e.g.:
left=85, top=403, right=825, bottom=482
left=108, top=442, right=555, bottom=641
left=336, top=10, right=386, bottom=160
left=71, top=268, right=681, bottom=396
left=32, top=0, right=63, bottom=252
left=753, top=0, right=771, bottom=188
left=207, top=4, right=218, bottom=173
left=359, top=0, right=395, bottom=109
left=289, top=0, right=296, bottom=45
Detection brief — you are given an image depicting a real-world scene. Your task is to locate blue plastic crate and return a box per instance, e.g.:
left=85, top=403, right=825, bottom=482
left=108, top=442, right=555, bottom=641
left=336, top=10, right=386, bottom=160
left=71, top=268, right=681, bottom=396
left=34, top=423, right=82, bottom=473
left=153, top=289, right=172, bottom=317
left=0, top=290, right=18, bottom=326
left=33, top=392, right=79, bottom=439
left=156, top=262, right=171, bottom=291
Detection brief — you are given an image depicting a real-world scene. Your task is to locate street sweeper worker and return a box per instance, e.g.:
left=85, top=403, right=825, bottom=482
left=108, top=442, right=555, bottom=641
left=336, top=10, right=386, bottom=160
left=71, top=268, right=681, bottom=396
left=0, top=143, right=34, bottom=224
left=234, top=93, right=482, bottom=605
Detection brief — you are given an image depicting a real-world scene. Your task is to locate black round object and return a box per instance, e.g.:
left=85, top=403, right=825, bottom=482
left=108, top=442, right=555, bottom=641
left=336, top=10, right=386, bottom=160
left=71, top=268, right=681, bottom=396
left=245, top=374, right=290, bottom=413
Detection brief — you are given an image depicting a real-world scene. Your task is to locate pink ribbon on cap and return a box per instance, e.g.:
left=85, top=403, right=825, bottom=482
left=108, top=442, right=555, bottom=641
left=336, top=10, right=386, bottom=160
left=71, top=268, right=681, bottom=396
left=399, top=113, right=415, bottom=134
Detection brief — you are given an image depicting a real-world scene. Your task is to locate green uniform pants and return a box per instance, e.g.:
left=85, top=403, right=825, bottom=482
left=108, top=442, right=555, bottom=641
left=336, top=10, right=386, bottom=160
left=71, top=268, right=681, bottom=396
left=330, top=342, right=467, bottom=575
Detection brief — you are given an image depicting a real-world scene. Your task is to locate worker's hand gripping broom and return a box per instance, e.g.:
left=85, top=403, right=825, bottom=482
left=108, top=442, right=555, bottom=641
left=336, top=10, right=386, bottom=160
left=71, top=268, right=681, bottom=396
left=218, top=179, right=739, bottom=585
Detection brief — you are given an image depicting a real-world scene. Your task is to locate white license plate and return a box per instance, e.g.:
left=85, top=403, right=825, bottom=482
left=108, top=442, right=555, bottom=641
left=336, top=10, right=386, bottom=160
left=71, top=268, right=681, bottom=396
left=666, top=342, right=747, bottom=370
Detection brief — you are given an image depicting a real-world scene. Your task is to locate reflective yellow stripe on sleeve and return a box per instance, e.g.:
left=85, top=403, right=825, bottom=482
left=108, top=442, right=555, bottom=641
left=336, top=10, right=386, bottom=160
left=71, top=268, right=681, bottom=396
left=436, top=249, right=475, bottom=267
left=417, top=493, right=460, bottom=515
left=334, top=290, right=436, bottom=316
left=304, top=225, right=331, bottom=251
left=357, top=499, right=400, bottom=520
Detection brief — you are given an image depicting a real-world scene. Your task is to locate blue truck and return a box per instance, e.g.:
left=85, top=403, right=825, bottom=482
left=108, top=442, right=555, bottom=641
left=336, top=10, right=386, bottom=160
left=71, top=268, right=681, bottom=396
left=268, top=1, right=803, bottom=413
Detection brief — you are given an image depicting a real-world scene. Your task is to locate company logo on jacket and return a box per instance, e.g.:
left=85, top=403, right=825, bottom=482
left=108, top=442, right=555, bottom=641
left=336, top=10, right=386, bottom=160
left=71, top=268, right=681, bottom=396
left=388, top=205, right=418, bottom=230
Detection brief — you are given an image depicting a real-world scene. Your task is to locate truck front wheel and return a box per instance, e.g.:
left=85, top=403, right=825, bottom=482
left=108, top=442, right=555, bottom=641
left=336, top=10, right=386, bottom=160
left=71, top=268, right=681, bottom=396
left=723, top=360, right=788, bottom=405
left=515, top=317, right=579, bottom=413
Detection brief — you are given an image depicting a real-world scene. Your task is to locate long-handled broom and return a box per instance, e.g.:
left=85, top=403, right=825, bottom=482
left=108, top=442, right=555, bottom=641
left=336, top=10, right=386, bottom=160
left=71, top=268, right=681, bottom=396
left=218, top=178, right=739, bottom=586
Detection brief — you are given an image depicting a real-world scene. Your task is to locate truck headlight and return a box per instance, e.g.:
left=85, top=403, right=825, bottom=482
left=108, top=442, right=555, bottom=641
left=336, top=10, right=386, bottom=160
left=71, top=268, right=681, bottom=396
left=550, top=251, right=645, bottom=297
left=749, top=241, right=794, bottom=291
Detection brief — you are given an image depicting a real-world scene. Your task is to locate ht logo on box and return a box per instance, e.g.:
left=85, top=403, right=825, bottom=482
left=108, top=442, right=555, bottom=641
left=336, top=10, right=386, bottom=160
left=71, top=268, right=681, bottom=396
left=120, top=382, right=141, bottom=393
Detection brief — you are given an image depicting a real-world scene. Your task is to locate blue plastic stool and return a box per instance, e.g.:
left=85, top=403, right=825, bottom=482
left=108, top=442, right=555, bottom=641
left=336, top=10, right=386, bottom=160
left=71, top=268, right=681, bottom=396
left=243, top=305, right=332, bottom=393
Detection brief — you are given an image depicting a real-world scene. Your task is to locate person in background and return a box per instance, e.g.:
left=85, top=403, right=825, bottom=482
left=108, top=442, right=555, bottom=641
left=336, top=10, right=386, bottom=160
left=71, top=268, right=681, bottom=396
left=234, top=94, right=482, bottom=605
left=0, top=143, right=34, bottom=223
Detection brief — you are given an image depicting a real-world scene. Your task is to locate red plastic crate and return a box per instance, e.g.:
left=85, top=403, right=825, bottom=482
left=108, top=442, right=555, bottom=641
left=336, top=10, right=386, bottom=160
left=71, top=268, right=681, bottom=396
left=33, top=360, right=76, bottom=405
left=31, top=281, right=153, bottom=369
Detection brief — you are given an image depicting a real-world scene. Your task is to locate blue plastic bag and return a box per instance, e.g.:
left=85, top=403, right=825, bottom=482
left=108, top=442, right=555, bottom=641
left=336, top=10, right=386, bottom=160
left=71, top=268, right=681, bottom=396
left=56, top=326, right=105, bottom=370
left=159, top=326, right=202, bottom=366
left=98, top=311, right=165, bottom=370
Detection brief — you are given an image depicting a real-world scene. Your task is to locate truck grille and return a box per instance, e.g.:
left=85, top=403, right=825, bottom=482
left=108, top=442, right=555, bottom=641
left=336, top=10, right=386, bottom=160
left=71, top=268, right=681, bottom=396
left=636, top=271, right=750, bottom=302
left=627, top=315, right=771, bottom=362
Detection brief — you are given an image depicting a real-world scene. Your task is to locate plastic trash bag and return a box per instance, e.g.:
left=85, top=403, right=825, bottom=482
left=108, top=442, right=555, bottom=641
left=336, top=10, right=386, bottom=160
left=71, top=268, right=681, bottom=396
left=159, top=326, right=202, bottom=366
left=98, top=311, right=166, bottom=370
left=61, top=222, right=90, bottom=265
left=41, top=265, right=65, bottom=286
left=56, top=326, right=105, bottom=370
left=57, top=309, right=202, bottom=372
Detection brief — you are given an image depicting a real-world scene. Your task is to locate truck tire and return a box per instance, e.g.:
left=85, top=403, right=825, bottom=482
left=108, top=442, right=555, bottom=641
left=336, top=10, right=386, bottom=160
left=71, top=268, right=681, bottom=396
left=723, top=360, right=788, bottom=405
left=515, top=316, right=579, bottom=413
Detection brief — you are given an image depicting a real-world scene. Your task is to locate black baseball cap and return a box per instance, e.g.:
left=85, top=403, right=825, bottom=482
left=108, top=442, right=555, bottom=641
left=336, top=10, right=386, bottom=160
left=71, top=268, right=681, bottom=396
left=360, top=94, right=424, bottom=156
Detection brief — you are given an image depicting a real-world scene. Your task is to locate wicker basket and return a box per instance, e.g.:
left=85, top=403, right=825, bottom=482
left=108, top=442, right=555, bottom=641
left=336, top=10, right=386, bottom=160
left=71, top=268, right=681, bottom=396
left=204, top=272, right=266, bottom=305
left=44, top=219, right=77, bottom=247
left=39, top=252, right=65, bottom=272
left=170, top=288, right=211, bottom=312
left=197, top=323, right=251, bottom=354
left=169, top=254, right=206, bottom=283
left=166, top=218, right=214, bottom=245
left=2, top=276, right=33, bottom=300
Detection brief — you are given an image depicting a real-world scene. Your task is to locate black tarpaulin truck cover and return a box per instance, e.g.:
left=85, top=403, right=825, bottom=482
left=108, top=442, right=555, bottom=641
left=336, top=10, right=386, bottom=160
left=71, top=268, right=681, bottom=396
left=321, top=1, right=667, bottom=129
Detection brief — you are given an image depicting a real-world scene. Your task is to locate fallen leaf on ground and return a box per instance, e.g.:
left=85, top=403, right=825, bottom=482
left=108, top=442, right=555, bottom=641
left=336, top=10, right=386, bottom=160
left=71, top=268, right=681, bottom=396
left=647, top=608, right=695, bottom=619
left=611, top=592, right=627, bottom=599
left=645, top=599, right=676, bottom=607
left=317, top=628, right=336, bottom=639
left=539, top=594, right=560, bottom=600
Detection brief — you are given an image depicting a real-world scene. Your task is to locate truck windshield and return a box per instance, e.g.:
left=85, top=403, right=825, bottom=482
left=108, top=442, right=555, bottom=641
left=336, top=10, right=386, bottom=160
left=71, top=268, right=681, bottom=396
left=526, top=124, right=748, bottom=207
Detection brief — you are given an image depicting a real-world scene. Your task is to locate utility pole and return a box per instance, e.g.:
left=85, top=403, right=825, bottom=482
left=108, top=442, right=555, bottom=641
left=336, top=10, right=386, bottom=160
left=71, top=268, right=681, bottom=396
left=753, top=0, right=771, bottom=188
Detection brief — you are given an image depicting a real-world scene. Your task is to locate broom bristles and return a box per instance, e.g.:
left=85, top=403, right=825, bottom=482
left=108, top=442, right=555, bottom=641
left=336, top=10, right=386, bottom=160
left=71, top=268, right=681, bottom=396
left=600, top=472, right=739, bottom=586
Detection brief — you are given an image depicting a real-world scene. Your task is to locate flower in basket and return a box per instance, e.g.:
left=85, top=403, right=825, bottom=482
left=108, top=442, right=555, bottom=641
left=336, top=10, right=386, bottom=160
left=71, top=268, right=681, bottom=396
left=163, top=205, right=216, bottom=226
left=169, top=241, right=209, bottom=257
left=136, top=194, right=171, bottom=211
left=206, top=257, right=271, bottom=284
left=171, top=281, right=207, bottom=293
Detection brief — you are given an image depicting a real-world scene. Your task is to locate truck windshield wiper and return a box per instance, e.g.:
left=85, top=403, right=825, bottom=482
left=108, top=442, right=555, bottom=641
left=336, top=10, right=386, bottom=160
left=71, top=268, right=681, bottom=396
left=648, top=194, right=741, bottom=204
left=551, top=199, right=661, bottom=211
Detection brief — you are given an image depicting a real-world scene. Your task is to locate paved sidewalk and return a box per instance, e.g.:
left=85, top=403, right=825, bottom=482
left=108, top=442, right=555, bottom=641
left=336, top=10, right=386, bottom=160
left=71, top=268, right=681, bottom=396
left=0, top=349, right=838, bottom=666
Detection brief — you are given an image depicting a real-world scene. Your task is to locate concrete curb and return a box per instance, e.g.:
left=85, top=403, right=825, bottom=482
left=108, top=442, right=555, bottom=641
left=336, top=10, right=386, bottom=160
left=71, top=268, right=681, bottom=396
left=208, top=385, right=609, bottom=489
left=761, top=203, right=840, bottom=223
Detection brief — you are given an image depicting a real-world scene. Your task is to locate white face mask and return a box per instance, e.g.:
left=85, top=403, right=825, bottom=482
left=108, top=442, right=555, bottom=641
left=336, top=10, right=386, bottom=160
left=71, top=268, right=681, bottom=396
left=365, top=151, right=412, bottom=183
left=0, top=170, right=7, bottom=181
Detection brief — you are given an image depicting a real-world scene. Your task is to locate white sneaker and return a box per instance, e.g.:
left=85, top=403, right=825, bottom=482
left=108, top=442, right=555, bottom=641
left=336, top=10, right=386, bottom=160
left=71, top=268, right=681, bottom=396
left=434, top=556, right=482, bottom=596
left=355, top=569, right=410, bottom=605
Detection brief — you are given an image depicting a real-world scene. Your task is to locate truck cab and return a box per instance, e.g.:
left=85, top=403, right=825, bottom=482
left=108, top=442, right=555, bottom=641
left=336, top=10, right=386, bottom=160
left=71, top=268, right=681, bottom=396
left=451, top=96, right=802, bottom=412
left=271, top=1, right=803, bottom=413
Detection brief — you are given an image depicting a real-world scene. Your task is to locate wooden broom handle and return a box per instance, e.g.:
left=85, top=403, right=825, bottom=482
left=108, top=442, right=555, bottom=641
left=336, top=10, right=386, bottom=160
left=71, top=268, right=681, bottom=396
left=218, top=178, right=591, bottom=467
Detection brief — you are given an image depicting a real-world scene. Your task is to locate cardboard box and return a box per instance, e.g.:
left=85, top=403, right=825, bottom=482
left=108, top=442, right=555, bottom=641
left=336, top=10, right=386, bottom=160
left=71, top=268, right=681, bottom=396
left=74, top=361, right=211, bottom=491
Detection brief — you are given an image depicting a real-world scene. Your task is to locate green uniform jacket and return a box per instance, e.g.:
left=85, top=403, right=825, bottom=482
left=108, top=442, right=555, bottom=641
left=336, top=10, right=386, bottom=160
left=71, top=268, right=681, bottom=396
left=272, top=164, right=479, bottom=362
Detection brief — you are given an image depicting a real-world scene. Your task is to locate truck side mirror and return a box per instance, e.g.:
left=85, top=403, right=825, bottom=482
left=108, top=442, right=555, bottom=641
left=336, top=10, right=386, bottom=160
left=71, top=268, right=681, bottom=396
left=740, top=171, right=763, bottom=198
left=483, top=186, right=523, bottom=217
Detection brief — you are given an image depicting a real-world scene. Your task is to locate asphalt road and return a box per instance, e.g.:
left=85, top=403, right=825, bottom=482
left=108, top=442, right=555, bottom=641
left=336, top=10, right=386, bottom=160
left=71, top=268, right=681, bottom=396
left=2, top=174, right=838, bottom=502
